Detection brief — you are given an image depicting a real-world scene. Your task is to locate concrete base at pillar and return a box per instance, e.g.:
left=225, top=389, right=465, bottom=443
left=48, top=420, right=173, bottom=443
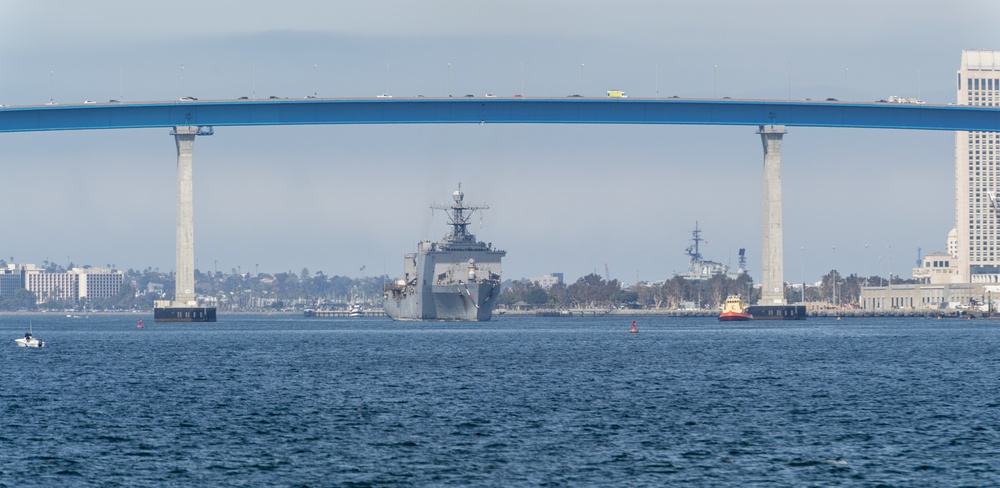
left=747, top=305, right=807, bottom=320
left=153, top=306, right=217, bottom=322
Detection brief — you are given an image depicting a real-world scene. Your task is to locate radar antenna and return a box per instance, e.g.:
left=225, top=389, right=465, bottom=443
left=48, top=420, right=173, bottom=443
left=431, top=183, right=490, bottom=243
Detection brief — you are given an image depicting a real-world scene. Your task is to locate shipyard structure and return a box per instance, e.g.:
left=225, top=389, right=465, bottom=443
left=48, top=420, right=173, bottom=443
left=383, top=185, right=506, bottom=321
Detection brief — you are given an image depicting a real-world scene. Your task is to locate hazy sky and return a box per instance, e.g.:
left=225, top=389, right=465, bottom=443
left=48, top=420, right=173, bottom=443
left=1, top=0, right=997, bottom=285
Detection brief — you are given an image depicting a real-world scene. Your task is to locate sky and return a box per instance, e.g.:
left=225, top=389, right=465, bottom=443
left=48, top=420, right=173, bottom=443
left=0, top=0, right=997, bottom=285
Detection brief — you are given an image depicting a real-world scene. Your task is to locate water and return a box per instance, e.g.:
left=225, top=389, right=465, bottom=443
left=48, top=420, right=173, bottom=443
left=3, top=315, right=1000, bottom=486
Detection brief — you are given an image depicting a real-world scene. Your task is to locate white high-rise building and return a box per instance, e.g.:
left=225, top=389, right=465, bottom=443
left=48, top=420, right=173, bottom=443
left=956, top=50, right=1000, bottom=283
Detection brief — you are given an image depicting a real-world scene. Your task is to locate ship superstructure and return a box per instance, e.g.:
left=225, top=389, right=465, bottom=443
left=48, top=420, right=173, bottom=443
left=676, top=222, right=746, bottom=282
left=383, top=185, right=506, bottom=321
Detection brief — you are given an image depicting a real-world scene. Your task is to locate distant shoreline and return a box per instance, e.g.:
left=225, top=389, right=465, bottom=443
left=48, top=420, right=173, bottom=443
left=0, top=309, right=984, bottom=320
left=499, top=308, right=981, bottom=319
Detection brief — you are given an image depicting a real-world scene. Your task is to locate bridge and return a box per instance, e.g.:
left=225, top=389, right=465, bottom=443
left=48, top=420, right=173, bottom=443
left=1, top=97, right=999, bottom=132
left=1, top=98, right=996, bottom=320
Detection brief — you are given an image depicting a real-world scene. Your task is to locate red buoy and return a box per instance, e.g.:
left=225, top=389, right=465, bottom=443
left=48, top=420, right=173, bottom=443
left=137, top=319, right=144, bottom=329
left=629, top=320, right=638, bottom=333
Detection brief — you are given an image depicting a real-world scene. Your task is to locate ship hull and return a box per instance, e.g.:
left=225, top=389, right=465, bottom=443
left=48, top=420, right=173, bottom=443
left=384, top=282, right=501, bottom=321
left=718, top=311, right=753, bottom=321
left=746, top=305, right=807, bottom=320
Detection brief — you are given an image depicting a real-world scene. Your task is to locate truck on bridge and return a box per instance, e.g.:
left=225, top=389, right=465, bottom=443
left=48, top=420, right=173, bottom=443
left=886, top=95, right=925, bottom=104
left=606, top=90, right=627, bottom=98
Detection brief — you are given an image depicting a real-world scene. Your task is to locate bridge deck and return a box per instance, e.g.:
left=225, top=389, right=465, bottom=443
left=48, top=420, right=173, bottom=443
left=1, top=98, right=998, bottom=133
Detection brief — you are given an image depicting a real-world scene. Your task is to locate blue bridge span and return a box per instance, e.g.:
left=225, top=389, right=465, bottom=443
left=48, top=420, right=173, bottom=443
left=1, top=97, right=999, bottom=132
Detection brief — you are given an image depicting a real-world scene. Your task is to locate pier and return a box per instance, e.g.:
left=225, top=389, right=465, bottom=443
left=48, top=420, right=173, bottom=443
left=304, top=309, right=386, bottom=318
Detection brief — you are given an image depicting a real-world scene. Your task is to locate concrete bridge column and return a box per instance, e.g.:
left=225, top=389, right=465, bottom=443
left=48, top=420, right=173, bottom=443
left=172, top=126, right=198, bottom=306
left=759, top=125, right=787, bottom=305
left=154, top=126, right=215, bottom=322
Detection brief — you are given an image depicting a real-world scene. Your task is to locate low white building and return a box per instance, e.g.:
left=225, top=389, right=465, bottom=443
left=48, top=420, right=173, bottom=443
left=860, top=283, right=985, bottom=311
left=531, top=273, right=563, bottom=289
left=912, top=252, right=960, bottom=284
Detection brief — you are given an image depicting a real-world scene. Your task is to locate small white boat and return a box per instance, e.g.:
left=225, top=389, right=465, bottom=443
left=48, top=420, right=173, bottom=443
left=348, top=303, right=364, bottom=317
left=15, top=332, right=44, bottom=348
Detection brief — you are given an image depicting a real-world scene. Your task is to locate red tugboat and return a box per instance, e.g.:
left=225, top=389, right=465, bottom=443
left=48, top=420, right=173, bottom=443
left=719, top=295, right=753, bottom=321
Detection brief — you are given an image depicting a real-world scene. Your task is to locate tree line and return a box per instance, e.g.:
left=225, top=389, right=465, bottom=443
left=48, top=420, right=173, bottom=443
left=498, top=271, right=915, bottom=310
left=0, top=262, right=388, bottom=312
left=0, top=258, right=914, bottom=312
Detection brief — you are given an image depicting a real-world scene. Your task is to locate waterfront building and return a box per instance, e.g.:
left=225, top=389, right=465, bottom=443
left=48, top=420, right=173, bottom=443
left=860, top=51, right=1000, bottom=309
left=860, top=283, right=986, bottom=311
left=21, top=264, right=78, bottom=303
left=956, top=50, right=1000, bottom=283
left=4, top=263, right=124, bottom=304
left=0, top=266, right=23, bottom=299
left=77, top=268, right=125, bottom=300
left=531, top=273, right=564, bottom=289
left=912, top=252, right=959, bottom=284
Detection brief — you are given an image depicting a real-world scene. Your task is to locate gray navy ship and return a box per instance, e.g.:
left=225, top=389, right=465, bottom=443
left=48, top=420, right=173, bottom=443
left=383, top=185, right=506, bottom=321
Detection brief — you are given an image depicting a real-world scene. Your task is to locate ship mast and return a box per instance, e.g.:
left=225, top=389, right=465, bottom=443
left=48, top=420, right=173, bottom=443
left=431, top=183, right=489, bottom=243
left=685, top=221, right=703, bottom=272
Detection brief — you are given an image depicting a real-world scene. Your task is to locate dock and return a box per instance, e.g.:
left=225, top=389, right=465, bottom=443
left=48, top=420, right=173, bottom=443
left=304, top=309, right=386, bottom=318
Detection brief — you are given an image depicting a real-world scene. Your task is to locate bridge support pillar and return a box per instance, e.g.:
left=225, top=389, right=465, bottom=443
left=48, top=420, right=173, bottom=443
left=154, top=126, right=216, bottom=322
left=758, top=125, right=787, bottom=306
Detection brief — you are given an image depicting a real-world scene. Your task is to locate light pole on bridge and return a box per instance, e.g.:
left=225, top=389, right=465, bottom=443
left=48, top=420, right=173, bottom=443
left=844, top=68, right=849, bottom=100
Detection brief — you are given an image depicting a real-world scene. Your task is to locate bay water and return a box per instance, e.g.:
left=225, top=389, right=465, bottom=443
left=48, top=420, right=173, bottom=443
left=2, top=315, right=999, bottom=486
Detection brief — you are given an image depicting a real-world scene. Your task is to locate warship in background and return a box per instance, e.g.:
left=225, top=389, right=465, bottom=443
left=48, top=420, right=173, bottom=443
left=383, top=185, right=506, bottom=321
left=676, top=222, right=746, bottom=281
